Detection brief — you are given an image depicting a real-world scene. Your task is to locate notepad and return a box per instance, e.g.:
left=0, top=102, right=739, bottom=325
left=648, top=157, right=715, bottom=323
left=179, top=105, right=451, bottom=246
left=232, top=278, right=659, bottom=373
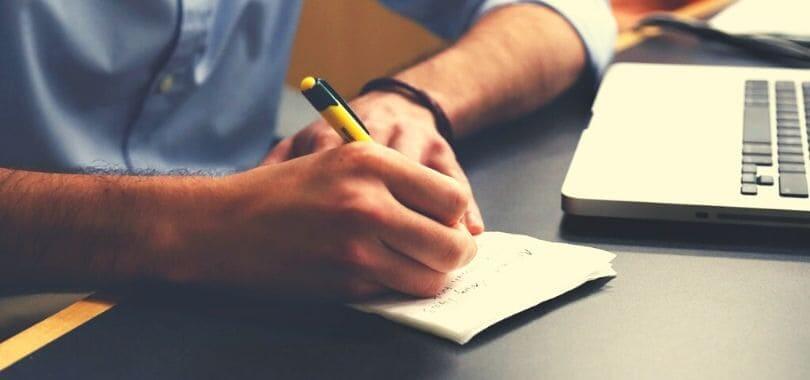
left=351, top=232, right=616, bottom=344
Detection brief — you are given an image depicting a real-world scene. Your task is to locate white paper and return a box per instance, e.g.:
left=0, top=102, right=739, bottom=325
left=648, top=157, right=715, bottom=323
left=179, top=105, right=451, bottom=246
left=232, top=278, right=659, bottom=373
left=351, top=232, right=616, bottom=344
left=710, top=0, right=810, bottom=36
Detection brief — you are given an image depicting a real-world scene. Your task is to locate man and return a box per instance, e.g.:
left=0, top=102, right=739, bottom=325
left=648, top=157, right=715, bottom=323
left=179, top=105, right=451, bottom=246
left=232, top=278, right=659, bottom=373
left=0, top=1, right=615, bottom=299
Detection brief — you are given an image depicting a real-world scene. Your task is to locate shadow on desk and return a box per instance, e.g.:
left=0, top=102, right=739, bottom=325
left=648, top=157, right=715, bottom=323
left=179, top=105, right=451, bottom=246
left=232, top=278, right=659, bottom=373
left=463, top=277, right=614, bottom=349
left=6, top=278, right=612, bottom=379
left=560, top=215, right=810, bottom=261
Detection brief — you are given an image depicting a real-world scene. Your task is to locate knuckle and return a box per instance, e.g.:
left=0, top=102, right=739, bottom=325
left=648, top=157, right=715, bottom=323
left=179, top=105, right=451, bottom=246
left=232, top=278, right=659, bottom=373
left=461, top=235, right=478, bottom=266
left=340, top=143, right=388, bottom=174
left=446, top=181, right=469, bottom=217
left=439, top=239, right=467, bottom=272
left=437, top=232, right=476, bottom=272
left=429, top=137, right=451, bottom=155
left=339, top=240, right=373, bottom=270
left=332, top=190, right=386, bottom=225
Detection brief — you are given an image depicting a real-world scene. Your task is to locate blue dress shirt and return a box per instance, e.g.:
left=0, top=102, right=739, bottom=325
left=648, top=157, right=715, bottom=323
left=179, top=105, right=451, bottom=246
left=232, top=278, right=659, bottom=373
left=0, top=0, right=615, bottom=174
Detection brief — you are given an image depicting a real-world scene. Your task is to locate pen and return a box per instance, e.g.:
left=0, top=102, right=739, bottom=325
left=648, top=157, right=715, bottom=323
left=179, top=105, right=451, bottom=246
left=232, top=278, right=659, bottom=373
left=300, top=76, right=374, bottom=143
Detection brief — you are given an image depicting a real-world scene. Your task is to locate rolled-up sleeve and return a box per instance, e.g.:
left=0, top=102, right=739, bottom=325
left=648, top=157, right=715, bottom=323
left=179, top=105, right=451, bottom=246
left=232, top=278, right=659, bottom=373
left=379, top=0, right=617, bottom=77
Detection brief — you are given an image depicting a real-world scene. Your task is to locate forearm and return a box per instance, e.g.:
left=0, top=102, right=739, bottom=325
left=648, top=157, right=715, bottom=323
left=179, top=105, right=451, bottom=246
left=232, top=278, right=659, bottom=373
left=0, top=168, right=216, bottom=287
left=395, top=4, right=587, bottom=136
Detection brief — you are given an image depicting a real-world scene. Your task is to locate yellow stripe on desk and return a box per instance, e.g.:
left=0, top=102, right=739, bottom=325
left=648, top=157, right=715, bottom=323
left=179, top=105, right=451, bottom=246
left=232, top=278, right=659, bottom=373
left=0, top=294, right=116, bottom=371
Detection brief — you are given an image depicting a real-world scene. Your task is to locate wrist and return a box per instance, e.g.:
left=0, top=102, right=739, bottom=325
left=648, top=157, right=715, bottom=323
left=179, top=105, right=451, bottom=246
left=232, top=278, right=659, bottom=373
left=355, top=90, right=439, bottom=137
left=139, top=175, right=231, bottom=285
left=361, top=77, right=455, bottom=146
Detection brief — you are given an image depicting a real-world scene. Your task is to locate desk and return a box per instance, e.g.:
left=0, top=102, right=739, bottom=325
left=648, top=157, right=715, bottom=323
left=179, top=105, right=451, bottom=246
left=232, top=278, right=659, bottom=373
left=4, top=34, right=810, bottom=380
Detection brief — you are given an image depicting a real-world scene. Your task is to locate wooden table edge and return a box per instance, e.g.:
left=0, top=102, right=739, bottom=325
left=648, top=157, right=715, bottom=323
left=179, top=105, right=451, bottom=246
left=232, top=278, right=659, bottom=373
left=0, top=0, right=736, bottom=372
left=0, top=294, right=116, bottom=371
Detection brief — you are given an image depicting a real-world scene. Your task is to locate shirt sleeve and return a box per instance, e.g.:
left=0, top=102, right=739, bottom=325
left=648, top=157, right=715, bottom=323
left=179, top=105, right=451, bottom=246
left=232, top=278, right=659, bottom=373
left=379, top=0, right=617, bottom=78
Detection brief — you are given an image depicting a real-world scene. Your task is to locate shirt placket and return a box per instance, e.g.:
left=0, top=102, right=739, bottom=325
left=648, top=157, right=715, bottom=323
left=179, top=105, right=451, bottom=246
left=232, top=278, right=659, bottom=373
left=124, top=0, right=215, bottom=170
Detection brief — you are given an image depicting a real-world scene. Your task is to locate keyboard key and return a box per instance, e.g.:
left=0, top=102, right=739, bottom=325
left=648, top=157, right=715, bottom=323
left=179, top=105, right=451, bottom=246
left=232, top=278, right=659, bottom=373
left=742, top=174, right=756, bottom=183
left=741, top=183, right=758, bottom=195
left=778, top=120, right=801, bottom=128
left=743, top=105, right=771, bottom=144
left=742, top=164, right=757, bottom=174
left=777, top=108, right=798, bottom=115
left=742, top=144, right=771, bottom=155
left=777, top=137, right=802, bottom=146
left=741, top=184, right=758, bottom=195
left=746, top=100, right=770, bottom=107
left=779, top=164, right=806, bottom=173
left=743, top=155, right=773, bottom=166
left=757, top=175, right=774, bottom=185
left=778, top=154, right=805, bottom=164
left=746, top=87, right=767, bottom=93
left=777, top=129, right=801, bottom=137
left=778, top=145, right=803, bottom=155
left=745, top=94, right=769, bottom=101
left=780, top=173, right=809, bottom=197
left=776, top=81, right=794, bottom=88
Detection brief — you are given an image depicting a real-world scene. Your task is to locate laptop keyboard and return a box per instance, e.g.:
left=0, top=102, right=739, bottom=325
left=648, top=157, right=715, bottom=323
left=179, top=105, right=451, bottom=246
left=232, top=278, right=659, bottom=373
left=741, top=80, right=810, bottom=197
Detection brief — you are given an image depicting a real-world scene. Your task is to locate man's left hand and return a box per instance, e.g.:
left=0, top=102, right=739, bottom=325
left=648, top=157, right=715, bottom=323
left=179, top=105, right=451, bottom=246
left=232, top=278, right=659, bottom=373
left=264, top=91, right=484, bottom=235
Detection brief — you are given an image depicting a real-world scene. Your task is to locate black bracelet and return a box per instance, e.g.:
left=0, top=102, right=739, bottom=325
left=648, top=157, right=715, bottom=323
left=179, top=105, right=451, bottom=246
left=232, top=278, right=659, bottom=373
left=360, top=77, right=455, bottom=148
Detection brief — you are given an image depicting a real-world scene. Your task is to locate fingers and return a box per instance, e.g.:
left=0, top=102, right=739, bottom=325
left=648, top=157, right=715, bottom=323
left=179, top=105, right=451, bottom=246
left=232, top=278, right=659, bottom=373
left=426, top=151, right=485, bottom=235
left=356, top=238, right=452, bottom=297
left=377, top=200, right=477, bottom=273
left=262, top=138, right=293, bottom=165
left=281, top=120, right=340, bottom=159
left=361, top=146, right=468, bottom=226
left=307, top=129, right=343, bottom=154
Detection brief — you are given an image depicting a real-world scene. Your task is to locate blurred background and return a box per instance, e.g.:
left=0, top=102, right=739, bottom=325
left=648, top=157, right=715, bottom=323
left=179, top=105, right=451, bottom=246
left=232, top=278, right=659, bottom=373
left=286, top=0, right=715, bottom=97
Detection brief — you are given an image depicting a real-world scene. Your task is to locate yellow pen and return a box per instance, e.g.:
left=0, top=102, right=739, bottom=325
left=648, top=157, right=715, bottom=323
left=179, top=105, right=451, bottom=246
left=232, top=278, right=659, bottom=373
left=300, top=76, right=374, bottom=143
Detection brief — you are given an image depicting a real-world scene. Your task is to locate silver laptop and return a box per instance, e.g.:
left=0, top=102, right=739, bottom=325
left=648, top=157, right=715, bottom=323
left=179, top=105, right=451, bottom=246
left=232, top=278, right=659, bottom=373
left=562, top=63, right=810, bottom=227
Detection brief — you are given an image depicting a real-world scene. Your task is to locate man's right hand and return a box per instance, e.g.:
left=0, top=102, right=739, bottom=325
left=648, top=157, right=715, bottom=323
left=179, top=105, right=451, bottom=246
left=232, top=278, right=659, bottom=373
left=165, top=143, right=477, bottom=299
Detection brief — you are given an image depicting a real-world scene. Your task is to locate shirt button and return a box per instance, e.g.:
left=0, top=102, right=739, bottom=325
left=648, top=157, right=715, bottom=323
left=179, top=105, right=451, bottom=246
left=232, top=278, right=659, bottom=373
left=159, top=75, right=174, bottom=93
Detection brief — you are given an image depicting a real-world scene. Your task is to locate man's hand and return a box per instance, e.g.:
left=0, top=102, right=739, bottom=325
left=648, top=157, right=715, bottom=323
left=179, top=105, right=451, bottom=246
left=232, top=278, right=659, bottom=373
left=0, top=144, right=475, bottom=299
left=171, top=143, right=477, bottom=299
left=264, top=91, right=484, bottom=235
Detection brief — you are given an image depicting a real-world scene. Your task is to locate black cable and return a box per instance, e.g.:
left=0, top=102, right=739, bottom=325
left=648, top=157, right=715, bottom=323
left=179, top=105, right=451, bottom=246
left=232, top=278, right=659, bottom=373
left=635, top=14, right=810, bottom=68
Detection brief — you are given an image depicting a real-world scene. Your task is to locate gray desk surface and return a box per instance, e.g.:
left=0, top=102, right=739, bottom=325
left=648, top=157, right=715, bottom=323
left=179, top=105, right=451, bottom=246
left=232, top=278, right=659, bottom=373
left=4, top=35, right=810, bottom=379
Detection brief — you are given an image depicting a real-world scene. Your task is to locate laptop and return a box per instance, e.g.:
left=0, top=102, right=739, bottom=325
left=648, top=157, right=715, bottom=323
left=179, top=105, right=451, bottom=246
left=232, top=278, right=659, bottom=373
left=562, top=63, right=810, bottom=227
